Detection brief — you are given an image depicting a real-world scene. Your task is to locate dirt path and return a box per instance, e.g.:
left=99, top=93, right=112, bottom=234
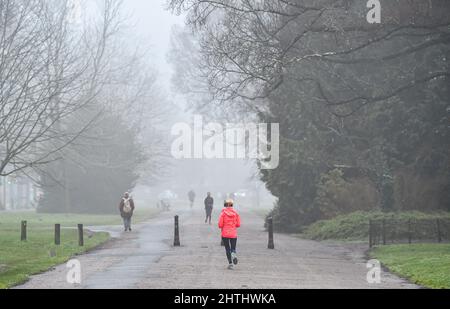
left=15, top=208, right=418, bottom=289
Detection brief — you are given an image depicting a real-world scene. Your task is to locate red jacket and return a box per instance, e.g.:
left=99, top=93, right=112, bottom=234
left=218, top=208, right=241, bottom=239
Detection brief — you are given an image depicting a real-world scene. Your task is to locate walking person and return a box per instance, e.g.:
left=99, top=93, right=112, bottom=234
left=218, top=199, right=241, bottom=270
left=204, top=192, right=214, bottom=224
left=188, top=190, right=196, bottom=209
left=119, top=192, right=135, bottom=232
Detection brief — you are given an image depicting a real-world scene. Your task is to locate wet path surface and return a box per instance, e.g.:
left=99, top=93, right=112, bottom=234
left=82, top=215, right=175, bottom=289
left=15, top=210, right=190, bottom=289
left=15, top=208, right=419, bottom=289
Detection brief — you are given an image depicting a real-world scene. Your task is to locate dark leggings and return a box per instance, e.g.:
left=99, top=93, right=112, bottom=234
left=205, top=208, right=213, bottom=222
left=222, top=238, right=237, bottom=264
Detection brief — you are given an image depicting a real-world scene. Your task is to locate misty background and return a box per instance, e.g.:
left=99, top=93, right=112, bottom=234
left=0, top=0, right=274, bottom=214
left=1, top=0, right=450, bottom=291
left=0, top=0, right=448, bottom=234
left=120, top=0, right=273, bottom=208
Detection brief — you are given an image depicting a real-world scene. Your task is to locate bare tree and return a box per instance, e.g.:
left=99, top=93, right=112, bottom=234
left=168, top=0, right=450, bottom=116
left=0, top=0, right=127, bottom=177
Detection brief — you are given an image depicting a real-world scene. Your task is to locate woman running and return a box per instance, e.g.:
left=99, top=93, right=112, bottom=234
left=218, top=199, right=241, bottom=270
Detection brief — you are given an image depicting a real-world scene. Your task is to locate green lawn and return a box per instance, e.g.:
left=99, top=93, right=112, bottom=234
left=0, top=208, right=160, bottom=289
left=0, top=207, right=159, bottom=228
left=371, top=244, right=450, bottom=289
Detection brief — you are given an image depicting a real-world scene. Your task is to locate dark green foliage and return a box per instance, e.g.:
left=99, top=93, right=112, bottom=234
left=303, top=211, right=450, bottom=241
left=170, top=0, right=450, bottom=231
left=381, top=175, right=395, bottom=212
left=259, top=4, right=450, bottom=232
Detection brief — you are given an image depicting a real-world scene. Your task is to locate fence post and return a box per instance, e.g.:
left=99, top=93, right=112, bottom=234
left=21, top=221, right=27, bottom=241
left=174, top=215, right=181, bottom=247
left=55, top=224, right=61, bottom=246
left=382, top=219, right=386, bottom=245
left=408, top=219, right=412, bottom=244
left=437, top=219, right=442, bottom=243
left=369, top=220, right=373, bottom=248
left=268, top=217, right=275, bottom=250
left=78, top=224, right=84, bottom=247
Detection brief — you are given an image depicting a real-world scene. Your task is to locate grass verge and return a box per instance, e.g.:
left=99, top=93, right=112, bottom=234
left=0, top=208, right=160, bottom=288
left=371, top=244, right=450, bottom=289
left=0, top=229, right=109, bottom=289
left=0, top=207, right=160, bottom=228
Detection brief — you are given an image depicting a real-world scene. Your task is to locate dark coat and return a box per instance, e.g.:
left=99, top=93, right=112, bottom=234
left=204, top=196, right=214, bottom=210
left=119, top=198, right=135, bottom=218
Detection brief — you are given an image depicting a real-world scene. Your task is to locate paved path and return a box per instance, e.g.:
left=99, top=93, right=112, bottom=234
left=15, top=208, right=418, bottom=289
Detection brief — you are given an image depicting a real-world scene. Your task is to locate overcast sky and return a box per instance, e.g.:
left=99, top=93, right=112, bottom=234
left=78, top=1, right=268, bottom=197
left=121, top=0, right=185, bottom=90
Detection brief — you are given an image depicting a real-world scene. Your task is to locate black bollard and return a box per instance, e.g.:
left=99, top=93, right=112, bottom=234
left=55, top=224, right=61, bottom=245
left=21, top=221, right=27, bottom=241
left=174, top=216, right=181, bottom=247
left=268, top=217, right=275, bottom=250
left=78, top=224, right=84, bottom=247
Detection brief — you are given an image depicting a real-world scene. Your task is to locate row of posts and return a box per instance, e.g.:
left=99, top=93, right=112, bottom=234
left=19, top=216, right=446, bottom=250
left=369, top=219, right=444, bottom=248
left=21, top=221, right=84, bottom=246
left=21, top=215, right=276, bottom=249
left=173, top=215, right=275, bottom=249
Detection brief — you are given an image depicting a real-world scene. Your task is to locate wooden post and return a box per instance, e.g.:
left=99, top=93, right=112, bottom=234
left=174, top=216, right=181, bottom=247
left=268, top=217, right=275, bottom=250
left=437, top=219, right=442, bottom=243
left=78, top=224, right=84, bottom=247
left=408, top=219, right=412, bottom=244
left=369, top=220, right=373, bottom=248
left=55, top=224, right=61, bottom=246
left=21, top=221, right=27, bottom=241
left=382, top=219, right=386, bottom=245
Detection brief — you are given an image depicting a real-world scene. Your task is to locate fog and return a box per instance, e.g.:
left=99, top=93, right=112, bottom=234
left=1, top=0, right=449, bottom=292
left=0, top=0, right=448, bottom=220
left=116, top=1, right=273, bottom=207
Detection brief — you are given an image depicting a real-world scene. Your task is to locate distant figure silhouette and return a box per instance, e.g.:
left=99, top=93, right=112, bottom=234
left=204, top=192, right=214, bottom=224
left=119, top=192, right=135, bottom=232
left=188, top=190, right=196, bottom=208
